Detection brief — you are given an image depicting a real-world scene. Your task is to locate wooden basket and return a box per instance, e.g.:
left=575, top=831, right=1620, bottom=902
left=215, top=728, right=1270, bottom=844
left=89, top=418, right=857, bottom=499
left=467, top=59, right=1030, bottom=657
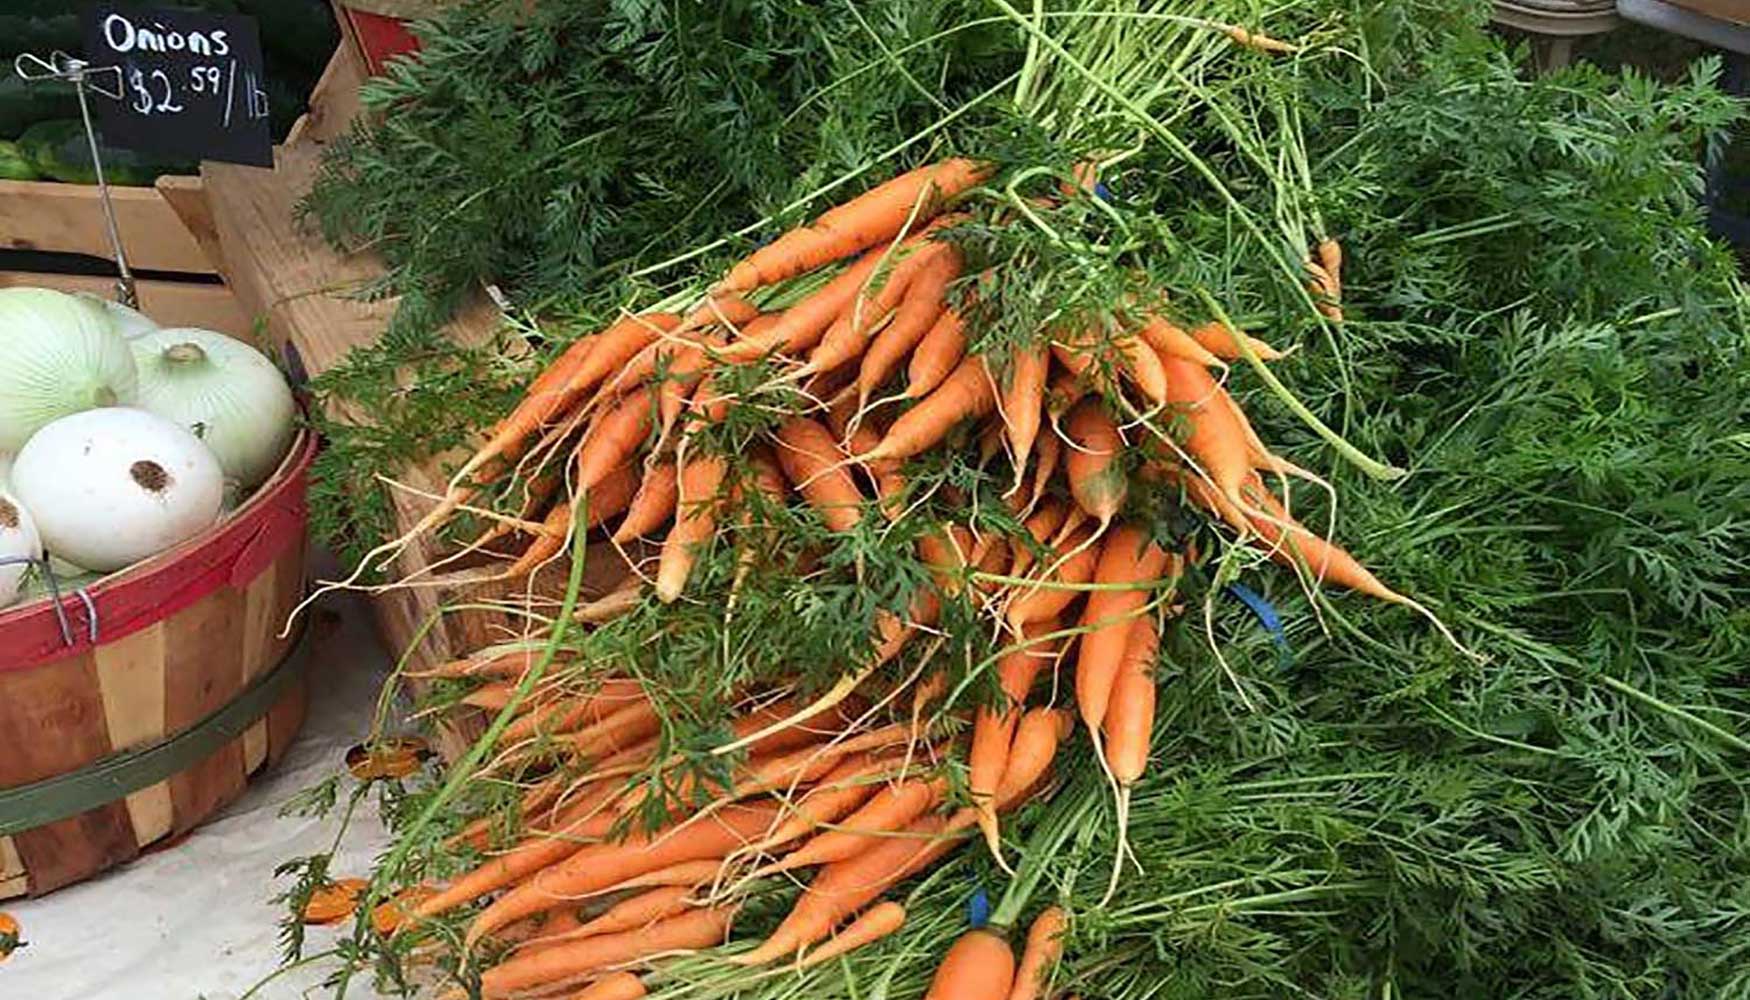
left=0, top=431, right=318, bottom=899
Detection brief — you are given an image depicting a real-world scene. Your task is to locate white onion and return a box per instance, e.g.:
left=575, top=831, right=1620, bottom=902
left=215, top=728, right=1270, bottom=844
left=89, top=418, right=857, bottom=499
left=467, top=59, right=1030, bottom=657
left=74, top=292, right=159, bottom=341
left=132, top=328, right=296, bottom=488
left=0, top=287, right=138, bottom=451
left=0, top=487, right=41, bottom=606
left=11, top=407, right=223, bottom=573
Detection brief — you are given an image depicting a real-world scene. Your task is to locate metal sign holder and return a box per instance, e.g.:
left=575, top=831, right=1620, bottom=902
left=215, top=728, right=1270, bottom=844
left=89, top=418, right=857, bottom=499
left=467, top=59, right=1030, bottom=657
left=12, top=51, right=139, bottom=309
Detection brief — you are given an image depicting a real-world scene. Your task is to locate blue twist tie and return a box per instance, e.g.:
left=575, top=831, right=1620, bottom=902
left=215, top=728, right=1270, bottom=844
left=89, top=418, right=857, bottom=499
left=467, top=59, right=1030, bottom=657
left=1093, top=181, right=1114, bottom=203
left=967, top=886, right=991, bottom=929
left=1227, top=583, right=1292, bottom=670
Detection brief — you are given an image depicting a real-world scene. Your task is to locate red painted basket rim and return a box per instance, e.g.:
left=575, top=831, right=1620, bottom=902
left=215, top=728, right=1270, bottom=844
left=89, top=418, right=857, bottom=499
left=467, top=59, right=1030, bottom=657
left=0, top=429, right=318, bottom=669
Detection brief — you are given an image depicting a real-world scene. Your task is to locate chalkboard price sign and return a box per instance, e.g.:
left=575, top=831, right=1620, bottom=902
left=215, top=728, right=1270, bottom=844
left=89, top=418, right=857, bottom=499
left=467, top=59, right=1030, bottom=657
left=80, top=4, right=274, bottom=167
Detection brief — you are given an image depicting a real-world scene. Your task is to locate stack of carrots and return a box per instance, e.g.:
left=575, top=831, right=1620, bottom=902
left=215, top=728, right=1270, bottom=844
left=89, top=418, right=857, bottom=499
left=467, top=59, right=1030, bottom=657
left=333, top=154, right=1443, bottom=997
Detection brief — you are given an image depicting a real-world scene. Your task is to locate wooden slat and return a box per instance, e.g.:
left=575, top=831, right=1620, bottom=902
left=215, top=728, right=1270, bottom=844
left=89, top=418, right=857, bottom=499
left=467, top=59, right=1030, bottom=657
left=0, top=272, right=248, bottom=337
left=93, top=620, right=177, bottom=849
left=93, top=623, right=168, bottom=752
left=240, top=563, right=280, bottom=774
left=123, top=782, right=176, bottom=848
left=0, top=837, right=24, bottom=881
left=0, top=655, right=113, bottom=787
left=0, top=178, right=214, bottom=274
left=265, top=680, right=310, bottom=768
left=0, top=836, right=26, bottom=899
left=12, top=807, right=139, bottom=896
left=154, top=175, right=225, bottom=274
left=293, top=39, right=368, bottom=144
left=161, top=587, right=248, bottom=833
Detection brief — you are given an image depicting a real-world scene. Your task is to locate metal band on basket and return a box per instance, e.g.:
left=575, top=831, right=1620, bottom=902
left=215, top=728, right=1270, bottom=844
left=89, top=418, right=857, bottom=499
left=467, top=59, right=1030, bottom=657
left=0, top=620, right=312, bottom=837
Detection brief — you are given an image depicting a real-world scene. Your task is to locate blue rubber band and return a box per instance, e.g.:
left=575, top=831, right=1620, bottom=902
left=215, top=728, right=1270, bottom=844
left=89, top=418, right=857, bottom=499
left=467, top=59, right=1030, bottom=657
left=1093, top=181, right=1114, bottom=203
left=1227, top=583, right=1292, bottom=669
left=967, top=886, right=991, bottom=929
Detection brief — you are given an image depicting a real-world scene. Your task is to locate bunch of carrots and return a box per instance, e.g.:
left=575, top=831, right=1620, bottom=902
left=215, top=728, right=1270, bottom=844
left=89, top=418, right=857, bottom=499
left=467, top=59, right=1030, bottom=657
left=323, top=154, right=1449, bottom=998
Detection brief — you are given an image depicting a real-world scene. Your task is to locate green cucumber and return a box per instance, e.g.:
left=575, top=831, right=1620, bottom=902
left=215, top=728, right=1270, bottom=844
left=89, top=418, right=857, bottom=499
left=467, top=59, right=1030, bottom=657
left=0, top=141, right=38, bottom=181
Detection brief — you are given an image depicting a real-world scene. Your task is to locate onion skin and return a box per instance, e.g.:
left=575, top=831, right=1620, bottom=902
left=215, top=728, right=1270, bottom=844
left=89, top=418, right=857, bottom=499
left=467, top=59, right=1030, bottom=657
left=131, top=328, right=296, bottom=488
left=0, top=288, right=139, bottom=452
left=0, top=487, right=42, bottom=606
left=11, top=407, right=222, bottom=573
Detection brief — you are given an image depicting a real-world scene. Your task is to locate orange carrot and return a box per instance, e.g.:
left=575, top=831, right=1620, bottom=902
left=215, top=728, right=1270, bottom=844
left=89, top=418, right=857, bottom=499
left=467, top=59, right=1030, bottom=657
left=746, top=753, right=889, bottom=854
left=658, top=334, right=727, bottom=436
left=1001, top=347, right=1050, bottom=488
left=1239, top=477, right=1408, bottom=602
left=502, top=679, right=646, bottom=746
left=656, top=454, right=729, bottom=602
left=563, top=884, right=694, bottom=942
left=722, top=244, right=895, bottom=363
left=847, top=422, right=906, bottom=519
left=680, top=293, right=763, bottom=333
left=496, top=462, right=638, bottom=581
left=561, top=698, right=664, bottom=759
left=800, top=901, right=907, bottom=968
left=371, top=885, right=437, bottom=936
left=1100, top=616, right=1160, bottom=902
left=577, top=388, right=657, bottom=492
left=1188, top=320, right=1283, bottom=361
left=971, top=620, right=1060, bottom=854
left=856, top=252, right=958, bottom=404
left=864, top=356, right=996, bottom=463
left=1118, top=333, right=1170, bottom=404
left=1005, top=527, right=1099, bottom=629
left=906, top=307, right=967, bottom=398
left=714, top=159, right=986, bottom=295
left=480, top=905, right=734, bottom=998
left=918, top=523, right=974, bottom=595
left=300, top=878, right=368, bottom=925
left=459, top=681, right=522, bottom=713
left=571, top=313, right=684, bottom=409
left=1075, top=525, right=1170, bottom=733
left=775, top=417, right=865, bottom=531
left=1104, top=618, right=1159, bottom=783
left=994, top=709, right=1072, bottom=808
left=1158, top=354, right=1250, bottom=501
left=597, top=858, right=723, bottom=894
left=1025, top=427, right=1062, bottom=514
left=1318, top=237, right=1343, bottom=300
left=611, top=460, right=680, bottom=543
left=468, top=803, right=779, bottom=946
left=808, top=239, right=955, bottom=377
left=762, top=776, right=948, bottom=875
left=415, top=802, right=620, bottom=920
left=1045, top=363, right=1088, bottom=425
left=731, top=812, right=964, bottom=965
left=1009, top=500, right=1067, bottom=579
left=1225, top=24, right=1299, bottom=53
left=1063, top=400, right=1126, bottom=529
left=560, top=972, right=647, bottom=1000
left=1138, top=316, right=1223, bottom=369
left=1007, top=906, right=1068, bottom=1000
left=925, top=928, right=1016, bottom=1000
left=435, top=313, right=674, bottom=523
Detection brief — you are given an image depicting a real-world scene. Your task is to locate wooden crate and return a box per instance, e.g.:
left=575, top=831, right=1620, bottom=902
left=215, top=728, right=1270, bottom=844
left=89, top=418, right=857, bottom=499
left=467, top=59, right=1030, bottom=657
left=198, top=40, right=635, bottom=760
left=0, top=175, right=221, bottom=276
